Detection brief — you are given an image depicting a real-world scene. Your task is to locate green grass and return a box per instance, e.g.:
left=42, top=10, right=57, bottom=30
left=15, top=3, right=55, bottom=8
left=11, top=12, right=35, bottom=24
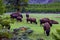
left=3, top=13, right=60, bottom=40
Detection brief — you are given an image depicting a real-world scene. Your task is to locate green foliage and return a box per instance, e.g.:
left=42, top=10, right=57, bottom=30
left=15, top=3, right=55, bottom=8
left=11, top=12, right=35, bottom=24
left=56, top=29, right=60, bottom=35
left=0, top=31, right=13, bottom=38
left=26, top=2, right=60, bottom=13
left=52, top=33, right=60, bottom=40
left=0, top=0, right=5, bottom=15
left=0, top=24, right=3, bottom=29
left=5, top=0, right=28, bottom=12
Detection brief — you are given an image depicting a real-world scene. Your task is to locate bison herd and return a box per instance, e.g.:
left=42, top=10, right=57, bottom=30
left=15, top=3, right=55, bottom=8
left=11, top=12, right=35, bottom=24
left=10, top=12, right=59, bottom=36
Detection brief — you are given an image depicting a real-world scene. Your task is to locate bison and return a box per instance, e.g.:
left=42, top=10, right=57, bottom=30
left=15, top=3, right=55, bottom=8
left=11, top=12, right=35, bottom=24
left=40, top=18, right=52, bottom=26
left=16, top=16, right=22, bottom=22
left=26, top=13, right=29, bottom=18
left=50, top=20, right=59, bottom=24
left=10, top=12, right=20, bottom=19
left=10, top=13, right=23, bottom=19
left=43, top=22, right=51, bottom=36
left=26, top=17, right=37, bottom=24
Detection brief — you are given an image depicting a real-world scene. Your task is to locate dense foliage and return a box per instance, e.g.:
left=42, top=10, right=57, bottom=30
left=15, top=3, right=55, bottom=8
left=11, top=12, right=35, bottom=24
left=26, top=2, right=60, bottom=13
left=5, top=0, right=28, bottom=12
left=0, top=0, right=5, bottom=15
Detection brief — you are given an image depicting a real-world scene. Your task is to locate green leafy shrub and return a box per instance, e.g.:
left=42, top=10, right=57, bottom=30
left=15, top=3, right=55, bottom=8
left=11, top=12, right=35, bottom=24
left=0, top=31, right=13, bottom=38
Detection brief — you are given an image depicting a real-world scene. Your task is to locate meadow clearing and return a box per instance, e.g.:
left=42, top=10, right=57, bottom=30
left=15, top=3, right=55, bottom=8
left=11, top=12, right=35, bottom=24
left=3, top=13, right=60, bottom=40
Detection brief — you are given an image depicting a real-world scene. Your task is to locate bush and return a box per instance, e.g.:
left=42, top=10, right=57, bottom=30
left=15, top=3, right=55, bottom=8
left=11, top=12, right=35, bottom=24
left=0, top=0, right=5, bottom=15
left=0, top=31, right=13, bottom=38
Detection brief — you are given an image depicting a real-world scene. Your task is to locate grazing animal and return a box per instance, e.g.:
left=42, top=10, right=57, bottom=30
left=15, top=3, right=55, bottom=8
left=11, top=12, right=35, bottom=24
left=26, top=17, right=37, bottom=24
left=43, top=22, right=50, bottom=36
left=26, top=13, right=29, bottom=18
left=50, top=20, right=59, bottom=24
left=16, top=16, right=22, bottom=22
left=10, top=13, right=23, bottom=19
left=10, top=13, right=19, bottom=19
left=40, top=18, right=52, bottom=26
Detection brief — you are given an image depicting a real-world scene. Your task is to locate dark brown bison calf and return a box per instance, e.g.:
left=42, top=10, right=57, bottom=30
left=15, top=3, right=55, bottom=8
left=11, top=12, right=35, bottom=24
left=43, top=22, right=50, bottom=36
left=16, top=16, right=22, bottom=22
left=26, top=18, right=37, bottom=24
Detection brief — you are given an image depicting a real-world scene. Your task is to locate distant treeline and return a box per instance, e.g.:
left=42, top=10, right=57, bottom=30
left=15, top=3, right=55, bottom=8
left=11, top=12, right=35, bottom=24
left=5, top=2, right=60, bottom=13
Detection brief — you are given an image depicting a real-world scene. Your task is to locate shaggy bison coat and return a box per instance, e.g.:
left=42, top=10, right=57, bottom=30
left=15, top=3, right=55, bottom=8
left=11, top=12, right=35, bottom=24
left=10, top=13, right=19, bottom=19
left=40, top=18, right=52, bottom=26
left=10, top=13, right=23, bottom=19
left=26, top=18, right=37, bottom=24
left=43, top=22, right=50, bottom=36
left=50, top=20, right=59, bottom=24
left=16, top=16, right=22, bottom=22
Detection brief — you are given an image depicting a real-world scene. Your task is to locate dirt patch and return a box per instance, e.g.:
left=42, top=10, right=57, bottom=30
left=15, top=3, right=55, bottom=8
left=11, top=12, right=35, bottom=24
left=55, top=16, right=60, bottom=18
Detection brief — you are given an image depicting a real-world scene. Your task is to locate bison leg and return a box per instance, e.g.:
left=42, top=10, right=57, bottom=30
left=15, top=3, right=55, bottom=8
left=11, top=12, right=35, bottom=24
left=35, top=21, right=37, bottom=24
left=20, top=19, right=22, bottom=22
left=30, top=21, right=32, bottom=24
left=40, top=22, right=42, bottom=26
left=49, top=22, right=52, bottom=27
left=50, top=23, right=52, bottom=27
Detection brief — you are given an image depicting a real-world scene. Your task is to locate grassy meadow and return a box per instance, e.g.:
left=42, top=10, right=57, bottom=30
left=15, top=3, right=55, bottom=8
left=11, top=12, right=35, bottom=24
left=3, top=13, right=60, bottom=40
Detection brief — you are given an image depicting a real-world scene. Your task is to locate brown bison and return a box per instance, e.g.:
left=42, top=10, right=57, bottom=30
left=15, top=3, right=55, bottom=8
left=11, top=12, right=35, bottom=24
left=40, top=18, right=52, bottom=26
left=26, top=17, right=37, bottom=24
left=10, top=13, right=19, bottom=19
left=43, top=22, right=51, bottom=36
left=16, top=16, right=22, bottom=22
left=10, top=13, right=23, bottom=19
left=50, top=20, right=59, bottom=24
left=26, top=13, right=29, bottom=18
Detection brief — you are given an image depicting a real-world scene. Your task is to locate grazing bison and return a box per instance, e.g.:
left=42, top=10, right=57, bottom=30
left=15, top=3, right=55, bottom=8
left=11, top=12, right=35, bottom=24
left=10, top=13, right=19, bottom=19
left=26, top=13, right=29, bottom=18
left=10, top=13, right=23, bottom=19
left=43, top=22, right=50, bottom=36
left=50, top=20, right=59, bottom=24
left=40, top=18, right=52, bottom=26
left=16, top=16, right=22, bottom=22
left=26, top=18, right=37, bottom=24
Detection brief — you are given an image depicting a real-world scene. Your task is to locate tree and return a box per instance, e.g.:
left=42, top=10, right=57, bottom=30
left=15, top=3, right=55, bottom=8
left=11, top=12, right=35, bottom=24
left=5, top=0, right=28, bottom=12
left=0, top=0, right=5, bottom=15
